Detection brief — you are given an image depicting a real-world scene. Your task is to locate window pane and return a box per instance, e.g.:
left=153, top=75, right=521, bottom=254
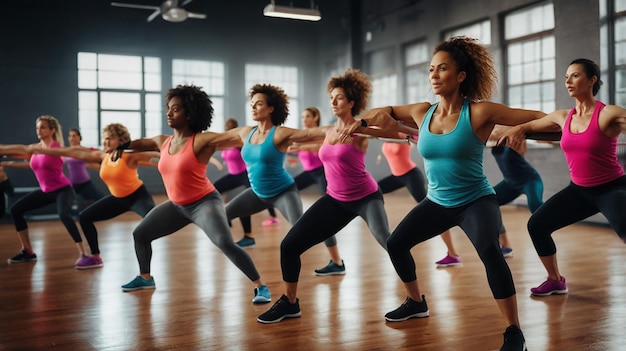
left=78, top=52, right=97, bottom=70
left=508, top=64, right=523, bottom=85
left=617, top=0, right=626, bottom=12
left=145, top=94, right=162, bottom=112
left=101, top=111, right=142, bottom=139
left=144, top=73, right=161, bottom=92
left=541, top=58, right=555, bottom=80
left=98, top=54, right=142, bottom=72
left=145, top=112, right=162, bottom=137
left=98, top=71, right=143, bottom=90
left=405, top=42, right=428, bottom=66
left=144, top=57, right=161, bottom=73
left=505, top=3, right=554, bottom=40
left=100, top=92, right=141, bottom=110
left=508, top=86, right=522, bottom=107
left=371, top=75, right=398, bottom=108
left=444, top=20, right=491, bottom=45
left=208, top=97, right=224, bottom=132
left=78, top=70, right=97, bottom=89
left=79, top=91, right=98, bottom=110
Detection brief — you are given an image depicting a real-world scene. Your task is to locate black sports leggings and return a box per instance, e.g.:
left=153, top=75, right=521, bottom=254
left=9, top=186, right=83, bottom=243
left=387, top=195, right=516, bottom=299
left=529, top=176, right=626, bottom=256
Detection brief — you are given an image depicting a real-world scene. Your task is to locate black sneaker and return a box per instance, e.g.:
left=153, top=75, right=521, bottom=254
left=500, top=325, right=527, bottom=351
left=385, top=295, right=429, bottom=322
left=8, top=250, right=37, bottom=264
left=257, top=294, right=302, bottom=324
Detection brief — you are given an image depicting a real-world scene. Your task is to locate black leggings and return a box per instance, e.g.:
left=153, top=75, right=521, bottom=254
left=529, top=176, right=626, bottom=256
left=0, top=178, right=14, bottom=217
left=280, top=190, right=390, bottom=282
left=387, top=195, right=515, bottom=299
left=378, top=167, right=427, bottom=202
left=9, top=185, right=83, bottom=243
left=294, top=167, right=327, bottom=195
left=79, top=185, right=155, bottom=254
left=214, top=171, right=276, bottom=233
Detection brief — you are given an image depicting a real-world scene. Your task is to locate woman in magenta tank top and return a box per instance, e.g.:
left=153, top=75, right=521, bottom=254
left=0, top=115, right=87, bottom=265
left=499, top=58, right=626, bottom=298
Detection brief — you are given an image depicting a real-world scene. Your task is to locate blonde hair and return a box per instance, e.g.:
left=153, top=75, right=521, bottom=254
left=36, top=115, right=64, bottom=146
left=102, top=123, right=131, bottom=144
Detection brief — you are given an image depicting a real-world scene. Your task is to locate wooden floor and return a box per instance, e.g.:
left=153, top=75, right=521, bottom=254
left=1, top=192, right=625, bottom=351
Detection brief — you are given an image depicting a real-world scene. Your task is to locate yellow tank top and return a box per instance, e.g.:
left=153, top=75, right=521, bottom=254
left=99, top=153, right=143, bottom=198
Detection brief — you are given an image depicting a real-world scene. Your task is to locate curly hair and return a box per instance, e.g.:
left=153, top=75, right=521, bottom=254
left=166, top=85, right=214, bottom=133
left=36, top=115, right=64, bottom=146
left=102, top=123, right=131, bottom=144
left=249, top=84, right=289, bottom=126
left=570, top=58, right=603, bottom=96
left=224, top=117, right=238, bottom=131
left=434, top=36, right=497, bottom=101
left=327, top=69, right=372, bottom=116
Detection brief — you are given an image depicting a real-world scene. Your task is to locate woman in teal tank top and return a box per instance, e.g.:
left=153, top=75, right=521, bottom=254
left=350, top=36, right=547, bottom=351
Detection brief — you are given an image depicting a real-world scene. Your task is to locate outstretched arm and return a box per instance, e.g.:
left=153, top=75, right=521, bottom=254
left=497, top=110, right=566, bottom=147
left=0, top=144, right=30, bottom=156
left=29, top=145, right=103, bottom=163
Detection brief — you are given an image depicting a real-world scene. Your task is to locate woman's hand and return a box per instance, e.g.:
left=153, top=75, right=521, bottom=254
left=496, top=125, right=526, bottom=148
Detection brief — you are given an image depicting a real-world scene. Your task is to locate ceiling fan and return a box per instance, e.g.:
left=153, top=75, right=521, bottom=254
left=111, top=0, right=206, bottom=23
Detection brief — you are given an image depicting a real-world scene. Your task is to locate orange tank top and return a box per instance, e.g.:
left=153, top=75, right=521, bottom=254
left=158, top=134, right=215, bottom=205
left=99, top=153, right=143, bottom=198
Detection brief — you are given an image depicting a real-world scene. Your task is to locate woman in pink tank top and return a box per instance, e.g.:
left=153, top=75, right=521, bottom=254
left=0, top=115, right=87, bottom=265
left=500, top=58, right=626, bottom=298
left=286, top=107, right=327, bottom=195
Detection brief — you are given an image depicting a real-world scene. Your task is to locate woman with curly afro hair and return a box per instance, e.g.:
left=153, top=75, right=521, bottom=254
left=119, top=85, right=273, bottom=305
left=257, top=69, right=413, bottom=324
left=347, top=36, right=548, bottom=350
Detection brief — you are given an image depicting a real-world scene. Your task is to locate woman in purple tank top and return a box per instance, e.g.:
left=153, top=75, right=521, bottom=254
left=500, top=58, right=626, bottom=298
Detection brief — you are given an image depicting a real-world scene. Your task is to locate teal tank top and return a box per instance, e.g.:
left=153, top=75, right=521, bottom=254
left=241, top=126, right=295, bottom=198
left=417, top=99, right=494, bottom=207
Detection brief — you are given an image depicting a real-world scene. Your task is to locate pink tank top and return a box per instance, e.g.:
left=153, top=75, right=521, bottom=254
left=221, top=147, right=247, bottom=175
left=561, top=100, right=624, bottom=187
left=318, top=134, right=378, bottom=202
left=298, top=150, right=323, bottom=171
left=158, top=134, right=216, bottom=205
left=382, top=142, right=416, bottom=176
left=29, top=141, right=72, bottom=192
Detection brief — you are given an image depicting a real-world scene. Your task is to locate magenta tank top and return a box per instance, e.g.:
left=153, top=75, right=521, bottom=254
left=561, top=100, right=624, bottom=187
left=297, top=150, right=323, bottom=171
left=221, top=147, right=247, bottom=175
left=30, top=141, right=72, bottom=192
left=318, top=134, right=378, bottom=202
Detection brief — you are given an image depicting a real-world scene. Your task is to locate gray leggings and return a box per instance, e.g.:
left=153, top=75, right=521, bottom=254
left=224, top=185, right=341, bottom=247
left=132, top=191, right=260, bottom=281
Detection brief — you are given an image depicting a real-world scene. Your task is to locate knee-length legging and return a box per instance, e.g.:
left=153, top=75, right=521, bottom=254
left=132, top=190, right=260, bottom=281
left=528, top=176, right=626, bottom=257
left=79, top=184, right=155, bottom=255
left=214, top=171, right=277, bottom=233
left=387, top=195, right=515, bottom=299
left=280, top=190, right=390, bottom=282
left=9, top=185, right=82, bottom=243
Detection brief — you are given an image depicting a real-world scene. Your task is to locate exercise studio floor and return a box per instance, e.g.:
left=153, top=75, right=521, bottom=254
left=1, top=192, right=624, bottom=351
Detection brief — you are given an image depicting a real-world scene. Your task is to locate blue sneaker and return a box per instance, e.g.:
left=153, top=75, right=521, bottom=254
left=236, top=236, right=256, bottom=248
left=122, top=275, right=155, bottom=292
left=314, top=260, right=346, bottom=276
left=252, top=285, right=271, bottom=304
left=501, top=246, right=514, bottom=258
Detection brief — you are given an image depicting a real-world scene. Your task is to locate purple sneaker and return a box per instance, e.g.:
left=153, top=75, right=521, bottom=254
left=75, top=255, right=104, bottom=270
left=435, top=254, right=463, bottom=268
left=530, top=276, right=568, bottom=296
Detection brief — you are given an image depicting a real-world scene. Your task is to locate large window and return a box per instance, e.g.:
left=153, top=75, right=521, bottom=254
left=404, top=40, right=433, bottom=104
left=172, top=59, right=226, bottom=132
left=244, top=64, right=299, bottom=129
left=367, top=48, right=398, bottom=109
left=77, top=53, right=162, bottom=147
left=443, top=19, right=491, bottom=45
left=504, top=3, right=555, bottom=112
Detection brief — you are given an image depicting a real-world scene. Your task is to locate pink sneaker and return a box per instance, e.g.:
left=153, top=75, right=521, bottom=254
left=262, top=217, right=280, bottom=226
left=435, top=254, right=463, bottom=268
left=75, top=255, right=104, bottom=270
left=530, top=276, right=568, bottom=296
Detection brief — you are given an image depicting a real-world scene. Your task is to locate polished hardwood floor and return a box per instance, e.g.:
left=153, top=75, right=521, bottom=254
left=1, top=192, right=625, bottom=351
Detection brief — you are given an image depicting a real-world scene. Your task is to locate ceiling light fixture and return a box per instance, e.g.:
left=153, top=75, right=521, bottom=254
left=263, top=0, right=321, bottom=21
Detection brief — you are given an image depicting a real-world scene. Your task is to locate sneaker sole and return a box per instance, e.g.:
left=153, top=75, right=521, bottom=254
left=252, top=297, right=272, bottom=304
left=7, top=258, right=37, bottom=264
left=385, top=311, right=429, bottom=322
left=435, top=263, right=463, bottom=268
left=121, top=285, right=156, bottom=292
left=257, top=312, right=302, bottom=324
left=237, top=244, right=256, bottom=249
left=76, top=264, right=104, bottom=270
left=314, top=271, right=346, bottom=276
left=530, top=289, right=568, bottom=296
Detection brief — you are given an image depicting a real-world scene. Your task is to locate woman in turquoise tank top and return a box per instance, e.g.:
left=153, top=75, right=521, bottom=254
left=350, top=36, right=547, bottom=351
